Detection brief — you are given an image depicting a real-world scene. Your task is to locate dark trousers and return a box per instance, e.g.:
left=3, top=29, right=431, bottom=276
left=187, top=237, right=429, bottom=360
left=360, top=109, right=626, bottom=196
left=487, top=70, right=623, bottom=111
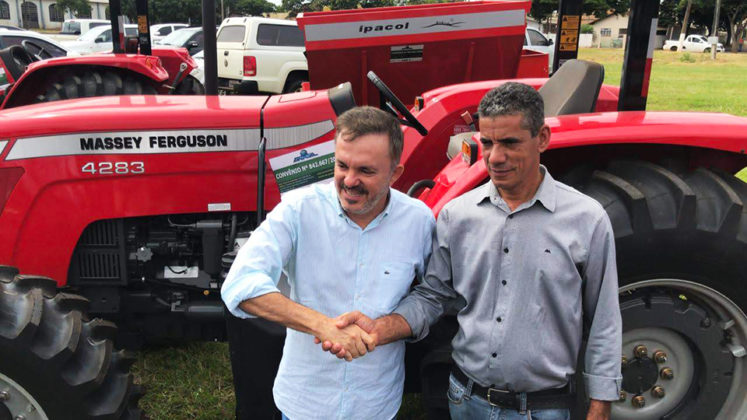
left=225, top=311, right=286, bottom=420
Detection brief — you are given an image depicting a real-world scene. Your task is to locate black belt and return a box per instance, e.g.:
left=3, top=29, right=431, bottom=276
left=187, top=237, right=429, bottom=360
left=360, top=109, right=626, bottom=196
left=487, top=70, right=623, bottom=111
left=451, top=365, right=574, bottom=411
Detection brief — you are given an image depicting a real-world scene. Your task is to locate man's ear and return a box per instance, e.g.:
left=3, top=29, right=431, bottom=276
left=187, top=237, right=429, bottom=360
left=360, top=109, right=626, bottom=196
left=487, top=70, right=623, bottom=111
left=390, top=164, right=405, bottom=185
left=537, top=124, right=551, bottom=153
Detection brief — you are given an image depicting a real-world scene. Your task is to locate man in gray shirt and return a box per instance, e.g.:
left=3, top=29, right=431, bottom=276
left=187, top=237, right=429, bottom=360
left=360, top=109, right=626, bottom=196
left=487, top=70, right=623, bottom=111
left=321, top=82, right=622, bottom=419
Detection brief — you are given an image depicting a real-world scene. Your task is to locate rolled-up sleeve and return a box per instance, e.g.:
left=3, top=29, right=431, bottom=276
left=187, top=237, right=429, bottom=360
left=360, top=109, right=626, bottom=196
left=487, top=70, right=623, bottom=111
left=221, top=200, right=297, bottom=319
left=394, top=207, right=457, bottom=342
left=582, top=213, right=623, bottom=401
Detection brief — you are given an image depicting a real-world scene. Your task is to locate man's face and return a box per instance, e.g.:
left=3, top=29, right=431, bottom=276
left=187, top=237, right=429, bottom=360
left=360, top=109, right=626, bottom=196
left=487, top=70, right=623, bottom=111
left=479, top=114, right=550, bottom=196
left=334, top=132, right=404, bottom=223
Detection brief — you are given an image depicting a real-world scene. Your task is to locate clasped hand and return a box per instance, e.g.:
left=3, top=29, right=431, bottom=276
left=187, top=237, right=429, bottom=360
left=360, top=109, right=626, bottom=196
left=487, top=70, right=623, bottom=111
left=314, top=311, right=377, bottom=362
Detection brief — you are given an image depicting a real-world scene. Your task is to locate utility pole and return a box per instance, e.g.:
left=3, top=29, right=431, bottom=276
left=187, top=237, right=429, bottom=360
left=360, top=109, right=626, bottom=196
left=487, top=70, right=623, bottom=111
left=710, top=0, right=722, bottom=59
left=678, top=0, right=692, bottom=50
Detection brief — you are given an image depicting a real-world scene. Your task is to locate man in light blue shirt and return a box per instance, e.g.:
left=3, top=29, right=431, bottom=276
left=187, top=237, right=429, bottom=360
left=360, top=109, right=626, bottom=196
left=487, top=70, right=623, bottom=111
left=221, top=106, right=435, bottom=420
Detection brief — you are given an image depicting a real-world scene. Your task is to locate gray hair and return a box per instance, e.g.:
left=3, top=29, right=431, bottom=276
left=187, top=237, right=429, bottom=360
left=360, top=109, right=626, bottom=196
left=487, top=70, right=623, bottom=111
left=477, top=82, right=544, bottom=137
left=335, top=106, right=403, bottom=168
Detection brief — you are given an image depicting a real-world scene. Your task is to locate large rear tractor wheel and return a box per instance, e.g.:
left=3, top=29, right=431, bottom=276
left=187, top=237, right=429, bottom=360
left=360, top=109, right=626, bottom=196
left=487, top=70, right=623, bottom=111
left=566, top=161, right=747, bottom=419
left=35, top=69, right=157, bottom=104
left=0, top=266, right=143, bottom=420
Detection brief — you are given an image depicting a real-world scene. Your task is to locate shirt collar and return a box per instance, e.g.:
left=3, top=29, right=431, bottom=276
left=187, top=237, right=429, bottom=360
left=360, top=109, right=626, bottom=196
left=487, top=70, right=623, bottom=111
left=477, top=165, right=556, bottom=213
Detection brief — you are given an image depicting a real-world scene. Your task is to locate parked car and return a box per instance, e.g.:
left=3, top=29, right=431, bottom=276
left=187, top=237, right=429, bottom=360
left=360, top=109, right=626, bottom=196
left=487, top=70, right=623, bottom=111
left=151, top=23, right=189, bottom=43
left=524, top=27, right=555, bottom=71
left=156, top=27, right=208, bottom=55
left=0, top=24, right=23, bottom=31
left=663, top=34, right=725, bottom=52
left=0, top=28, right=67, bottom=59
left=217, top=17, right=307, bottom=94
left=61, top=24, right=138, bottom=55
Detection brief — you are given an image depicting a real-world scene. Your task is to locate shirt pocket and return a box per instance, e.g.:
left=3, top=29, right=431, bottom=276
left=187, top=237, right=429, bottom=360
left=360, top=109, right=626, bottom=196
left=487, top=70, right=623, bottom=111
left=366, top=261, right=415, bottom=314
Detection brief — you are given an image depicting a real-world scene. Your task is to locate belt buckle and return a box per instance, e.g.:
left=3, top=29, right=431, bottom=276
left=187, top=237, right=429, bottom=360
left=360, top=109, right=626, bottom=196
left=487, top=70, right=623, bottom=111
left=486, top=387, right=511, bottom=407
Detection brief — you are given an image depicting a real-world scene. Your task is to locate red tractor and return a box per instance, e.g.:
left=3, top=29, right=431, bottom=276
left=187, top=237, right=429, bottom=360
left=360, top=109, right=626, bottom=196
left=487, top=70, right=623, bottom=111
left=0, top=1, right=202, bottom=109
left=0, top=1, right=745, bottom=420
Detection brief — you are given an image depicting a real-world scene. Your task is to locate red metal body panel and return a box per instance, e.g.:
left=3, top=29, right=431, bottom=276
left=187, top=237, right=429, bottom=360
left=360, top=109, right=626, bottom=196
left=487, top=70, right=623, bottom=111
left=418, top=111, right=747, bottom=216
left=150, top=47, right=198, bottom=86
left=298, top=1, right=530, bottom=107
left=0, top=92, right=339, bottom=284
left=395, top=78, right=619, bottom=191
left=516, top=50, right=549, bottom=78
left=0, top=53, right=170, bottom=108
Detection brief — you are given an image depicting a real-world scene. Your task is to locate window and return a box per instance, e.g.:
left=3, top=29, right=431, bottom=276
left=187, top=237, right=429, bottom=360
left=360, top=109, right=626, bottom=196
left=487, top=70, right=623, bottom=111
left=600, top=28, right=612, bottom=37
left=618, top=28, right=627, bottom=37
left=1, top=36, right=67, bottom=57
left=217, top=25, right=245, bottom=43
left=49, top=4, right=63, bottom=22
left=90, top=22, right=107, bottom=29
left=158, top=26, right=171, bottom=36
left=527, top=29, right=549, bottom=46
left=256, top=24, right=303, bottom=47
left=0, top=1, right=9, bottom=20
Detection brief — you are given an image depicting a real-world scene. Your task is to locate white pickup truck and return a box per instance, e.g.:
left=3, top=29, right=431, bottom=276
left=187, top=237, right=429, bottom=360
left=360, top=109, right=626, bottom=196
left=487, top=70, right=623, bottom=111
left=663, top=35, right=725, bottom=52
left=217, top=17, right=307, bottom=95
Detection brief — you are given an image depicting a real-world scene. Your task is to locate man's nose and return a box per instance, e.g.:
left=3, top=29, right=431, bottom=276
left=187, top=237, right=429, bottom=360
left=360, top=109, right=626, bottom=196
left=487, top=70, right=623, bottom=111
left=488, top=147, right=508, bottom=165
left=344, top=171, right=359, bottom=187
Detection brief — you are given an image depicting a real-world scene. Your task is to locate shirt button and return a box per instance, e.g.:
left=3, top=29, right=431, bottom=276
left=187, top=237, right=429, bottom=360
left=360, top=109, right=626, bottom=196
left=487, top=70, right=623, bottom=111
left=492, top=352, right=497, bottom=358
left=496, top=317, right=502, bottom=322
left=502, top=280, right=507, bottom=285
left=503, top=247, right=509, bottom=254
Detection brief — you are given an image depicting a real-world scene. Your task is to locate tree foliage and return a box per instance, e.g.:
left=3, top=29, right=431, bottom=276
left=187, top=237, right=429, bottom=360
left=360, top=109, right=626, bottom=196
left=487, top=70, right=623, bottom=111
left=56, top=0, right=92, bottom=17
left=118, top=0, right=275, bottom=25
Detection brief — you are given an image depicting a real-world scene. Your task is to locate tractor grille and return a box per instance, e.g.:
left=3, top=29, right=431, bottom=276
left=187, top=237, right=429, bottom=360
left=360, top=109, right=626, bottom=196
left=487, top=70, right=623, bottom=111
left=69, top=220, right=127, bottom=285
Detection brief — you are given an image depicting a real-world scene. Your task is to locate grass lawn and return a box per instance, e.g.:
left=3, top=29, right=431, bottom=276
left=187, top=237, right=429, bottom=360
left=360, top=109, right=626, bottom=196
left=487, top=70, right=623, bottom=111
left=578, top=48, right=747, bottom=116
left=132, top=48, right=747, bottom=419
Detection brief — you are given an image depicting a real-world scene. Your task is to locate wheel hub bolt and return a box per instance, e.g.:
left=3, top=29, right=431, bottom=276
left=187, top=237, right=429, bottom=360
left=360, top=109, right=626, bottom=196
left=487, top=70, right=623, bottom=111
left=701, top=318, right=712, bottom=328
left=661, top=367, right=674, bottom=380
left=651, top=386, right=665, bottom=398
left=621, top=356, right=628, bottom=367
left=634, top=345, right=648, bottom=358
left=15, top=416, right=25, bottom=420
left=619, top=391, right=627, bottom=402
left=632, top=395, right=646, bottom=408
left=0, top=390, right=8, bottom=401
left=653, top=350, right=667, bottom=363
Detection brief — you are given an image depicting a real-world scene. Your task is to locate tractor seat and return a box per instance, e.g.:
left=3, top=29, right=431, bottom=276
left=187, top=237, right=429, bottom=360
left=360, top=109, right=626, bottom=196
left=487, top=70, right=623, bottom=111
left=538, top=59, right=604, bottom=116
left=445, top=60, right=605, bottom=160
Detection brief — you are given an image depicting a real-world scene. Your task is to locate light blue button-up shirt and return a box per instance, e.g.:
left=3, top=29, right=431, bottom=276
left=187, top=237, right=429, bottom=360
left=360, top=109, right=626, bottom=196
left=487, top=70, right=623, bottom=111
left=222, top=182, right=435, bottom=420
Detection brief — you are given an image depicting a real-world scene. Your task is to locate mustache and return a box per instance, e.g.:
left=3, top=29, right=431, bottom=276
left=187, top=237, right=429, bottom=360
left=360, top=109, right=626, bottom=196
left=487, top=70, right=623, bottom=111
left=339, top=182, right=367, bottom=195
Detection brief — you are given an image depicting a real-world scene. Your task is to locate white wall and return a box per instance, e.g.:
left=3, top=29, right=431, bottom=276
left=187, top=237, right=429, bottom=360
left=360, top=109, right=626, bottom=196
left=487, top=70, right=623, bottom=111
left=2, top=0, right=108, bottom=30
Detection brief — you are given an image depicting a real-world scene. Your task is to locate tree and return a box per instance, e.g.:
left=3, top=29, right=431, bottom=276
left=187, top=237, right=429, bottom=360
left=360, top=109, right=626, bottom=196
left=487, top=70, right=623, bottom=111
left=529, top=0, right=556, bottom=30
left=56, top=0, right=92, bottom=18
left=659, top=0, right=679, bottom=36
left=720, top=0, right=747, bottom=51
left=229, top=0, right=276, bottom=16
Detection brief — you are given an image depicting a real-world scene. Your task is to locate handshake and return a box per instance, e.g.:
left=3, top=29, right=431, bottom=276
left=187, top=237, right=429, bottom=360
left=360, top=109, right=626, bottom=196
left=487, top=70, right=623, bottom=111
left=313, top=311, right=379, bottom=362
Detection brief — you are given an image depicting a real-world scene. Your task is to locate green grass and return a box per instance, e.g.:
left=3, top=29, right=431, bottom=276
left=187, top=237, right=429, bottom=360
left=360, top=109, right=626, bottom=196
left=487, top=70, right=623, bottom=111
left=133, top=48, right=747, bottom=419
left=132, top=342, right=235, bottom=419
left=578, top=48, right=747, bottom=116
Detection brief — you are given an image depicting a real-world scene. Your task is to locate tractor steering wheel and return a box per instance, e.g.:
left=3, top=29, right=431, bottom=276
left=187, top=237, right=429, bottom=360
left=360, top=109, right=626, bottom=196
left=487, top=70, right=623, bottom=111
left=21, top=40, right=50, bottom=61
left=367, top=71, right=428, bottom=136
left=8, top=45, right=35, bottom=72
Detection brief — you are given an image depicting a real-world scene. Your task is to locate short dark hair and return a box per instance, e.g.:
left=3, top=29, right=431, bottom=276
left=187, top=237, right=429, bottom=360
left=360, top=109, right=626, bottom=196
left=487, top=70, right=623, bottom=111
left=477, top=82, right=544, bottom=137
left=335, top=106, right=403, bottom=168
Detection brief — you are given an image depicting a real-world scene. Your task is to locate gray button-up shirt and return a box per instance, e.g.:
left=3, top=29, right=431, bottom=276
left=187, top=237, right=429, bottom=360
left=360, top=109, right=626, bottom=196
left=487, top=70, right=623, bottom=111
left=395, top=167, right=622, bottom=401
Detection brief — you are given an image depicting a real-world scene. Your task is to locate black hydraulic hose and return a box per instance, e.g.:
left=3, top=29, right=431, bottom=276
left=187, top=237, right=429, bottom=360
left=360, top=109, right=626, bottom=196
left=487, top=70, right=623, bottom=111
left=228, top=213, right=238, bottom=251
left=407, top=179, right=435, bottom=197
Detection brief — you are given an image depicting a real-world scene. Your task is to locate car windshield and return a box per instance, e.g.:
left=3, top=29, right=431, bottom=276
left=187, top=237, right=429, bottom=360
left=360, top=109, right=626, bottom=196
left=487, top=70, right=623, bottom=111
left=159, top=28, right=198, bottom=46
left=79, top=26, right=109, bottom=41
left=61, top=21, right=81, bottom=34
